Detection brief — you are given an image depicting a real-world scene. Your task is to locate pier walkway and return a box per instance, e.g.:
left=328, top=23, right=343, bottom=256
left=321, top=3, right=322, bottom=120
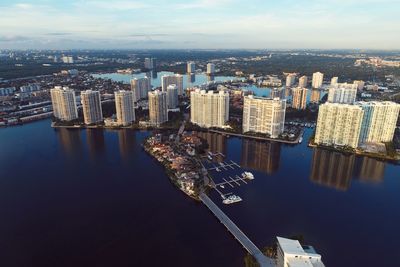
left=199, top=193, right=274, bottom=267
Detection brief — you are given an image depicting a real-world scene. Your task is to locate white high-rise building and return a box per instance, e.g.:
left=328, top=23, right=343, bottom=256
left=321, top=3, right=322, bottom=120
left=292, top=87, right=308, bottom=110
left=144, top=58, right=155, bottom=69
left=327, top=83, right=358, bottom=104
left=207, top=63, right=215, bottom=75
left=353, top=80, right=365, bottom=91
left=62, top=56, right=74, bottom=64
left=242, top=95, right=286, bottom=138
left=312, top=72, right=324, bottom=89
left=315, top=103, right=364, bottom=148
left=357, top=101, right=400, bottom=144
left=187, top=61, right=195, bottom=73
left=167, top=84, right=179, bottom=109
left=277, top=237, right=325, bottom=267
left=286, top=73, right=296, bottom=87
left=190, top=89, right=229, bottom=128
left=331, top=76, right=339, bottom=85
left=115, top=90, right=135, bottom=126
left=130, top=77, right=151, bottom=101
left=50, top=86, right=78, bottom=121
left=161, top=74, right=184, bottom=95
left=298, top=75, right=308, bottom=88
left=81, top=90, right=103, bottom=125
left=148, top=90, right=168, bottom=126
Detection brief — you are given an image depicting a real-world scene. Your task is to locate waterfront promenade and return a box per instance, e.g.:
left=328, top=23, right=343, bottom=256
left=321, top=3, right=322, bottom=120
left=209, top=129, right=303, bottom=144
left=199, top=193, right=274, bottom=267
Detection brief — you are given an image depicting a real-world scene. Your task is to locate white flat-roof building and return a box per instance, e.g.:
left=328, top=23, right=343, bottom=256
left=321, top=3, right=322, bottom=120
left=312, top=72, right=324, bottom=89
left=298, top=75, right=308, bottom=88
left=286, top=73, right=296, bottom=87
left=327, top=83, right=358, bottom=104
left=162, top=74, right=184, bottom=95
left=187, top=61, right=195, bottom=73
left=277, top=237, right=325, bottom=267
left=131, top=77, right=151, bottom=101
left=115, top=90, right=135, bottom=126
left=50, top=86, right=78, bottom=121
left=167, top=84, right=179, bottom=109
left=148, top=90, right=168, bottom=126
left=207, top=63, right=215, bottom=75
left=81, top=90, right=103, bottom=125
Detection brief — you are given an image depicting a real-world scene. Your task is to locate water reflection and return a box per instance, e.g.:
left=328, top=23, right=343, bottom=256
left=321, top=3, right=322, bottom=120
left=310, top=90, right=321, bottom=103
left=310, top=148, right=385, bottom=191
left=241, top=139, right=281, bottom=175
left=197, top=132, right=226, bottom=162
left=118, top=129, right=136, bottom=161
left=86, top=129, right=105, bottom=159
left=207, top=75, right=215, bottom=82
left=56, top=128, right=82, bottom=157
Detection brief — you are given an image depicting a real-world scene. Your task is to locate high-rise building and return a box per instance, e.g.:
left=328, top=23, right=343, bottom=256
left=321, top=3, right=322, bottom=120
left=187, top=61, right=195, bottom=73
left=50, top=86, right=78, bottom=121
left=148, top=90, right=168, bottom=126
left=242, top=95, right=286, bottom=138
left=327, top=83, right=358, bottom=104
left=298, top=75, right=308, bottom=88
left=115, top=90, right=135, bottom=126
left=312, top=72, right=324, bottom=89
left=161, top=74, right=184, bottom=95
left=286, top=73, right=296, bottom=87
left=190, top=89, right=229, bottom=128
left=310, top=89, right=321, bottom=104
left=277, top=237, right=325, bottom=267
left=144, top=57, right=156, bottom=69
left=357, top=101, right=400, bottom=144
left=62, top=56, right=74, bottom=64
left=81, top=90, right=103, bottom=125
left=167, top=84, right=179, bottom=109
left=206, top=63, right=215, bottom=75
left=270, top=88, right=285, bottom=100
left=292, top=87, right=308, bottom=109
left=353, top=80, right=365, bottom=91
left=331, top=76, right=339, bottom=85
left=130, top=77, right=151, bottom=101
left=314, top=103, right=364, bottom=148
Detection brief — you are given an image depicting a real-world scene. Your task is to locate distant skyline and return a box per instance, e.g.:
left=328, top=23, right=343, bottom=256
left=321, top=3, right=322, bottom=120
left=0, top=0, right=400, bottom=50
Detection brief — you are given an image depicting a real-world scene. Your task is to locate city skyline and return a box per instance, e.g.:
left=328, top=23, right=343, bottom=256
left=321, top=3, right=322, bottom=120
left=0, top=0, right=400, bottom=50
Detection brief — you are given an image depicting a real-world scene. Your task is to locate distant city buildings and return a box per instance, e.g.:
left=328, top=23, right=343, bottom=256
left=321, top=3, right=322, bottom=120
left=312, top=72, right=324, bottom=89
left=0, top=87, right=16, bottom=96
left=277, top=236, right=325, bottom=267
left=206, top=63, right=215, bottom=75
left=81, top=90, right=103, bottom=125
left=327, top=83, right=357, bottom=104
left=242, top=95, right=286, bottom=138
left=50, top=86, right=78, bottom=121
left=291, top=87, right=308, bottom=109
left=353, top=80, right=365, bottom=91
left=130, top=77, right=151, bottom=101
left=187, top=61, right=195, bottom=73
left=144, top=57, right=156, bottom=69
left=330, top=76, right=338, bottom=85
left=167, top=84, right=179, bottom=109
left=298, top=75, right=308, bottom=88
left=62, top=56, right=74, bottom=64
left=286, top=73, right=296, bottom=87
left=115, top=90, right=135, bottom=126
left=148, top=90, right=168, bottom=126
left=20, top=84, right=41, bottom=93
left=162, top=74, right=184, bottom=95
left=190, top=89, right=229, bottom=128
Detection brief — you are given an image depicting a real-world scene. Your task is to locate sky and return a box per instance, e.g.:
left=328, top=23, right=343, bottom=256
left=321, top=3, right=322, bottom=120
left=0, top=0, right=400, bottom=50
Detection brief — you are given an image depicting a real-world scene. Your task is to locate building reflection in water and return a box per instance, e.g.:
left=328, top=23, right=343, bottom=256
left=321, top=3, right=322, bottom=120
left=56, top=128, right=82, bottom=157
left=310, top=148, right=354, bottom=191
left=118, top=129, right=136, bottom=161
left=354, top=157, right=385, bottom=183
left=197, top=132, right=226, bottom=162
left=241, top=139, right=281, bottom=175
left=207, top=75, right=215, bottom=82
left=86, top=129, right=105, bottom=159
left=188, top=73, right=195, bottom=84
left=310, top=90, right=321, bottom=103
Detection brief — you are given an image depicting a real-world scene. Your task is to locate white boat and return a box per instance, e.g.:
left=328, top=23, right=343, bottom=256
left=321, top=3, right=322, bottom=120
left=207, top=155, right=212, bottom=160
left=242, top=171, right=254, bottom=180
left=220, top=185, right=225, bottom=189
left=299, top=137, right=303, bottom=143
left=216, top=168, right=220, bottom=172
left=223, top=195, right=242, bottom=204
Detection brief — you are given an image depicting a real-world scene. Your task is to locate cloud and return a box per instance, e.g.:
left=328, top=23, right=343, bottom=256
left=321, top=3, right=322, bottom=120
left=76, top=0, right=151, bottom=10
left=14, top=3, right=33, bottom=9
left=0, top=35, right=31, bottom=42
left=175, top=0, right=232, bottom=9
left=45, top=32, right=72, bottom=36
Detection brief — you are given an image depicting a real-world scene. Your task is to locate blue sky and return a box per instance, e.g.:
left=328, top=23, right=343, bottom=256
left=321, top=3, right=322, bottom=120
left=0, top=0, right=399, bottom=49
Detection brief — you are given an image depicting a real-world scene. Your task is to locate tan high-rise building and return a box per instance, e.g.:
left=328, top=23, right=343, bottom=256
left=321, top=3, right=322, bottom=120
left=328, top=83, right=357, bottom=104
left=286, top=73, right=296, bottom=87
left=353, top=80, right=365, bottom=91
left=315, top=103, right=364, bottom=148
left=190, top=89, right=229, bottom=128
left=242, top=95, right=286, bottom=138
left=312, top=72, right=324, bottom=89
left=81, top=90, right=103, bottom=125
left=310, top=89, right=321, bottom=104
left=292, top=87, right=308, bottom=109
left=298, top=75, right=308, bottom=88
left=130, top=77, right=151, bottom=101
left=207, top=63, right=215, bottom=75
left=50, top=86, right=78, bottom=121
left=115, top=90, right=135, bottom=126
left=148, top=90, right=168, bottom=126
left=162, top=74, right=184, bottom=95
left=357, top=101, right=400, bottom=144
left=187, top=61, right=195, bottom=73
left=331, top=77, right=338, bottom=86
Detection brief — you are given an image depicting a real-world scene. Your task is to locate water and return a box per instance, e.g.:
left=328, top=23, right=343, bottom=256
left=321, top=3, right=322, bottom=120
left=1, top=120, right=399, bottom=267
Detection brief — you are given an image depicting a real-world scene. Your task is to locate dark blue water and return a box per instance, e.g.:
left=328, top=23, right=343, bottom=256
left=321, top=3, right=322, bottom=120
left=1, top=120, right=399, bottom=267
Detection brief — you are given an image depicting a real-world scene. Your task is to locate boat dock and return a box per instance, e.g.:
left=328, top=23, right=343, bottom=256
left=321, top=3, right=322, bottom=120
left=207, top=160, right=241, bottom=171
left=199, top=193, right=274, bottom=267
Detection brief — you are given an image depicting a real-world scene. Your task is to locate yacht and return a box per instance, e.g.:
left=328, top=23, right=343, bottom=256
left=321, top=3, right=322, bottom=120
left=242, top=171, right=254, bottom=180
left=299, top=137, right=303, bottom=143
left=223, top=195, right=242, bottom=204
